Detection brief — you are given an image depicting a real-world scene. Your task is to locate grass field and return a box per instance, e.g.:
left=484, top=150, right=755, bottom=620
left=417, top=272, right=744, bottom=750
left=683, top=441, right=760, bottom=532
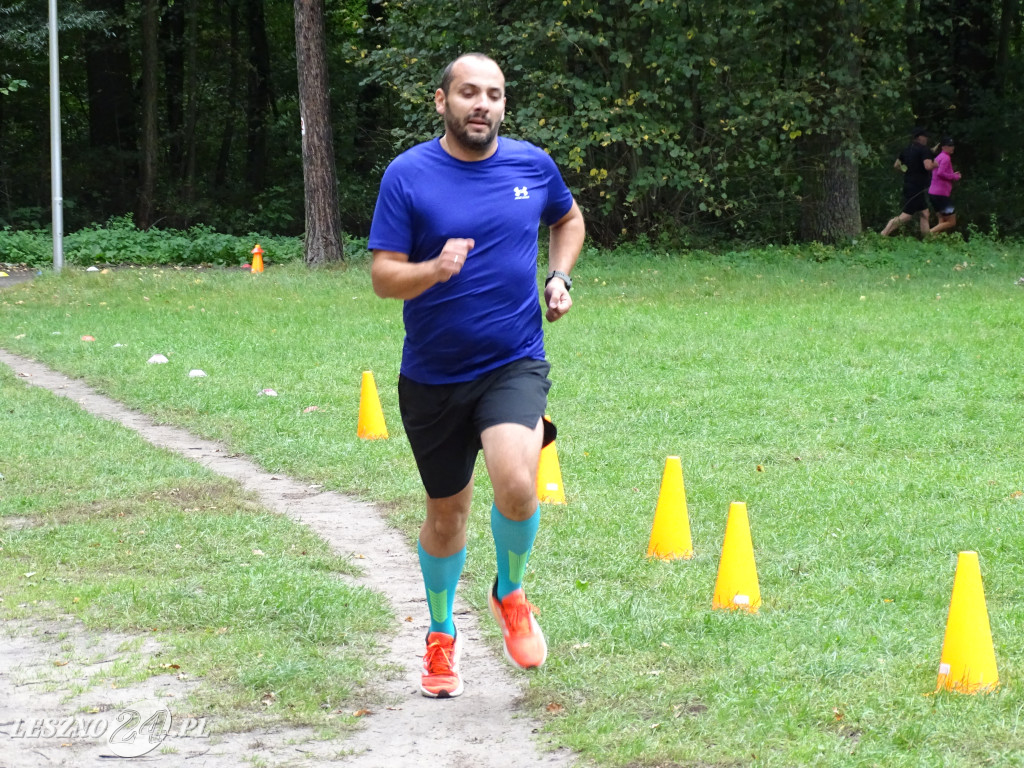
left=2, top=235, right=1024, bottom=766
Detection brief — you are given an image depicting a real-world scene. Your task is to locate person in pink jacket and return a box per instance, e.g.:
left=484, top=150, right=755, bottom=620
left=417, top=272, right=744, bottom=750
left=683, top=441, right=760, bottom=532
left=929, top=137, right=961, bottom=234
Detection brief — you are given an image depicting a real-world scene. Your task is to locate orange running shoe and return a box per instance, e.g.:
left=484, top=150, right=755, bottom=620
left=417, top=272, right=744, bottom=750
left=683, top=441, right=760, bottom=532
left=488, top=580, right=547, bottom=670
left=420, top=631, right=463, bottom=698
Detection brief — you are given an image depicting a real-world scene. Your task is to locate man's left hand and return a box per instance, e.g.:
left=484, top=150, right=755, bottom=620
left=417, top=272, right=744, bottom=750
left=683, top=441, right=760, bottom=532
left=545, top=280, right=572, bottom=322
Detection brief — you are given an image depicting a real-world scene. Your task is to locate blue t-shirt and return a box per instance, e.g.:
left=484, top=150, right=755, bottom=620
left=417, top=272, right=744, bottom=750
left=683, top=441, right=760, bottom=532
left=368, top=137, right=574, bottom=384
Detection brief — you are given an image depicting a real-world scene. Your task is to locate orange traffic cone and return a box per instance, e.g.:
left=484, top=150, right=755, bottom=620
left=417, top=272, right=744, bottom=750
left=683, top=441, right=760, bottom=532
left=646, top=456, right=693, bottom=559
left=251, top=244, right=264, bottom=273
left=357, top=371, right=388, bottom=439
left=536, top=419, right=565, bottom=504
left=936, top=551, right=999, bottom=693
left=712, top=501, right=760, bottom=612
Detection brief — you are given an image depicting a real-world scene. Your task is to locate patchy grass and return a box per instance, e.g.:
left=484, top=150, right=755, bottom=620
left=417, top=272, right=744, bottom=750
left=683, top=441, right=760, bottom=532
left=2, top=235, right=1024, bottom=765
left=0, top=367, right=392, bottom=731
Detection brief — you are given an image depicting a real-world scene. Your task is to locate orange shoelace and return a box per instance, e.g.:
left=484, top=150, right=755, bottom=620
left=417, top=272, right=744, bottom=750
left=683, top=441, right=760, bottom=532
left=502, top=594, right=540, bottom=636
left=424, top=638, right=455, bottom=673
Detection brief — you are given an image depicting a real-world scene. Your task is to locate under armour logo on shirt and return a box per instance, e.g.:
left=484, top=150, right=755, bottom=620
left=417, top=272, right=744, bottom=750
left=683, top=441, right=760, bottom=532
left=514, top=186, right=530, bottom=200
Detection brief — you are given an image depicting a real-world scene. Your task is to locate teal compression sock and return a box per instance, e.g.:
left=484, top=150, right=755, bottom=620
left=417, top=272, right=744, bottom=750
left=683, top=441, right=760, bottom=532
left=417, top=541, right=466, bottom=637
left=491, top=503, right=540, bottom=600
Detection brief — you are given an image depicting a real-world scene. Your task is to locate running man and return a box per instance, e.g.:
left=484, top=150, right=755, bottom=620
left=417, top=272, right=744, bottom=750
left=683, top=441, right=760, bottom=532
left=368, top=53, right=586, bottom=698
left=881, top=127, right=936, bottom=237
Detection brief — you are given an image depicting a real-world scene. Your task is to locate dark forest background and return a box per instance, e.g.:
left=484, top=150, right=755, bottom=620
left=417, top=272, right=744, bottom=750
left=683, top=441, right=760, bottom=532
left=1, top=0, right=1021, bottom=248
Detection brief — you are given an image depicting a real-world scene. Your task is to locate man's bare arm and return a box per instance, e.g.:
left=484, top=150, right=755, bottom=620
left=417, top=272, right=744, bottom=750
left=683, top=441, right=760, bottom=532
left=544, top=201, right=585, bottom=322
left=371, top=238, right=474, bottom=300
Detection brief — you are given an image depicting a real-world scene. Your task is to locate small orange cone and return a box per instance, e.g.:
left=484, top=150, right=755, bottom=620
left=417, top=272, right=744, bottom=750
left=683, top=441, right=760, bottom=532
left=936, top=551, right=999, bottom=694
left=251, top=244, right=264, bottom=273
left=357, top=371, right=388, bottom=439
left=536, top=419, right=565, bottom=504
left=712, top=501, right=760, bottom=612
left=647, top=456, right=693, bottom=559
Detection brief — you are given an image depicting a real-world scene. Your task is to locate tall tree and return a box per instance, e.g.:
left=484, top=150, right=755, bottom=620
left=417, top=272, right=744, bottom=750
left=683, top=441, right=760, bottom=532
left=246, top=0, right=273, bottom=191
left=138, top=0, right=159, bottom=228
left=294, top=0, right=343, bottom=265
left=84, top=0, right=136, bottom=215
left=795, top=2, right=865, bottom=242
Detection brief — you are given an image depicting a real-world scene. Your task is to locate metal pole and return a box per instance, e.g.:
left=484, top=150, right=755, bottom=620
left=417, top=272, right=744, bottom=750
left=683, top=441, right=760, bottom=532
left=48, top=0, right=64, bottom=273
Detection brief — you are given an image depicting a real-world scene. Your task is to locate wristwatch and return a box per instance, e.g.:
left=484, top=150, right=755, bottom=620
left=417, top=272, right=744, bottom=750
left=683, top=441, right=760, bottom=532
left=545, top=270, right=572, bottom=292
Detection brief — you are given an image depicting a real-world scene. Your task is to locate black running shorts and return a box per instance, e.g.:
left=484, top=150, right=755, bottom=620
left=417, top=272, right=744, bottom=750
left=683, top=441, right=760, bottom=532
left=398, top=358, right=552, bottom=499
left=902, top=184, right=929, bottom=215
left=931, top=194, right=955, bottom=216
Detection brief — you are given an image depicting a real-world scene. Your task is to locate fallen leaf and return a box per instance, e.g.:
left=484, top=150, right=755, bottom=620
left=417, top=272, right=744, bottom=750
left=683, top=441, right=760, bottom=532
left=352, top=709, right=371, bottom=717
left=252, top=548, right=265, bottom=556
left=756, top=464, right=764, bottom=472
left=54, top=660, right=69, bottom=667
left=546, top=702, right=564, bottom=713
left=303, top=405, right=320, bottom=413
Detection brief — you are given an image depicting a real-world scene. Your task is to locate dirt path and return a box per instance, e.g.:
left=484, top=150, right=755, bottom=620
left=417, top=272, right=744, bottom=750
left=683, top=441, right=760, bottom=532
left=0, top=349, right=577, bottom=768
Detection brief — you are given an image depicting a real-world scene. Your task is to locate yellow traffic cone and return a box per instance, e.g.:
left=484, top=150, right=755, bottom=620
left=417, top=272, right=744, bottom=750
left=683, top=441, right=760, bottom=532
left=536, top=426, right=565, bottom=505
left=712, top=501, right=760, bottom=613
left=936, top=551, right=999, bottom=694
left=251, top=244, right=264, bottom=273
left=646, top=456, right=693, bottom=559
left=357, top=371, right=388, bottom=439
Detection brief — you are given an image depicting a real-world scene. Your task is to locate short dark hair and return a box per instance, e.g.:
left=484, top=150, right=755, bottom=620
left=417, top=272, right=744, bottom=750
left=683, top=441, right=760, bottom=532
left=439, top=53, right=498, bottom=94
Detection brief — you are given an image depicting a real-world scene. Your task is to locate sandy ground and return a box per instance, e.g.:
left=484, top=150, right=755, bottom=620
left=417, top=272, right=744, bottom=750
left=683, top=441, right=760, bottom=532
left=0, top=345, right=578, bottom=768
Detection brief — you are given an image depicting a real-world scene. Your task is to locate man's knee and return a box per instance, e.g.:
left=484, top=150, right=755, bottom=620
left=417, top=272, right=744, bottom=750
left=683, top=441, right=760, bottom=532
left=494, top=470, right=538, bottom=517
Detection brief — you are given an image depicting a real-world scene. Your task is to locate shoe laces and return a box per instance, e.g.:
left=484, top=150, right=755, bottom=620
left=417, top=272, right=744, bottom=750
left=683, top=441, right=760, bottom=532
left=502, top=592, right=539, bottom=636
left=424, top=637, right=455, bottom=674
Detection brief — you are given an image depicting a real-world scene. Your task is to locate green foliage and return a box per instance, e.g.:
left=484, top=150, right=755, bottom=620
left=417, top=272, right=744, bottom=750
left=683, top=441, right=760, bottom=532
left=0, top=218, right=304, bottom=268
left=361, top=0, right=916, bottom=244
left=0, top=0, right=1021, bottom=245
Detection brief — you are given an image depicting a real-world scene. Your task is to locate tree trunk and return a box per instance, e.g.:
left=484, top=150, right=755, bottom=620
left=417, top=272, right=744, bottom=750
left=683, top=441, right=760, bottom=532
left=161, top=0, right=186, bottom=183
left=294, top=0, right=344, bottom=266
left=798, top=2, right=863, bottom=243
left=182, top=0, right=199, bottom=206
left=138, top=0, right=160, bottom=229
left=799, top=128, right=862, bottom=242
left=214, top=1, right=241, bottom=190
left=246, top=0, right=273, bottom=192
left=84, top=0, right=136, bottom=216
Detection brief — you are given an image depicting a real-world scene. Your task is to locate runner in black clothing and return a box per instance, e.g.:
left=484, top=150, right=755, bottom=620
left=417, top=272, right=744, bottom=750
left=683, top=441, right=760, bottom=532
left=881, top=127, right=936, bottom=237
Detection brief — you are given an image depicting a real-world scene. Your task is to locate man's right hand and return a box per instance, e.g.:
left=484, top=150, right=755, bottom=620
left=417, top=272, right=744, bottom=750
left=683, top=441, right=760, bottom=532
left=436, top=238, right=474, bottom=282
